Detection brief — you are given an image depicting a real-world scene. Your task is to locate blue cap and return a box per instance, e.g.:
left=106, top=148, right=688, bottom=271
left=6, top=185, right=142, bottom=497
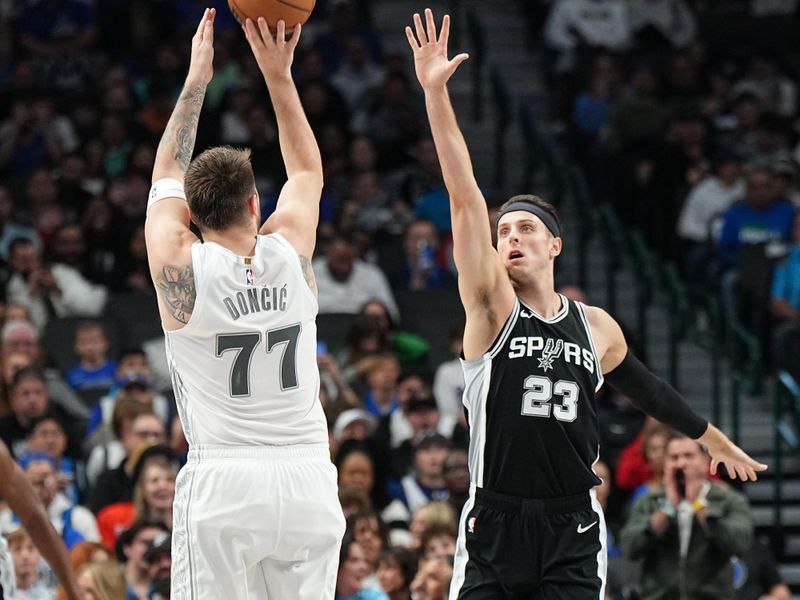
left=18, top=451, right=56, bottom=470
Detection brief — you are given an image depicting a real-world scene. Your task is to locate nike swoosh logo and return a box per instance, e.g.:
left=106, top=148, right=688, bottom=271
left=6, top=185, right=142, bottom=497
left=577, top=521, right=598, bottom=534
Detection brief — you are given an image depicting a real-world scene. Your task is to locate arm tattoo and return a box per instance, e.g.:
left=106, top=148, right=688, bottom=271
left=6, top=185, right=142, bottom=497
left=158, top=84, right=206, bottom=172
left=298, top=255, right=317, bottom=297
left=156, top=264, right=196, bottom=324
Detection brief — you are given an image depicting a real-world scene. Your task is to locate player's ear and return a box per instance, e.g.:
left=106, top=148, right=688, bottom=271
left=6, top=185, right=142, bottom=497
left=247, top=193, right=259, bottom=217
left=550, top=236, right=562, bottom=259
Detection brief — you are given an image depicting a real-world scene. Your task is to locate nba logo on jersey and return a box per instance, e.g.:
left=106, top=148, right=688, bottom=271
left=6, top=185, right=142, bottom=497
left=467, top=516, right=476, bottom=534
left=245, top=268, right=254, bottom=287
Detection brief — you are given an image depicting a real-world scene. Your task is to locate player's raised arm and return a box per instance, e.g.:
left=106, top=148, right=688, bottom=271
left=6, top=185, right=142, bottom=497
left=0, top=442, right=84, bottom=600
left=145, top=8, right=213, bottom=326
left=406, top=9, right=514, bottom=355
left=245, top=19, right=321, bottom=262
left=587, top=305, right=768, bottom=481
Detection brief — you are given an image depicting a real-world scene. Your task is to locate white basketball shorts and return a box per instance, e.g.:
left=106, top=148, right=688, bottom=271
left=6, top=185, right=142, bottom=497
left=171, top=445, right=345, bottom=599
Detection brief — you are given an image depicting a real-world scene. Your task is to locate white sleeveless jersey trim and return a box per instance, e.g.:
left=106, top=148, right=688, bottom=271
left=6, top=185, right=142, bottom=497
left=164, top=234, right=328, bottom=447
left=574, top=302, right=605, bottom=392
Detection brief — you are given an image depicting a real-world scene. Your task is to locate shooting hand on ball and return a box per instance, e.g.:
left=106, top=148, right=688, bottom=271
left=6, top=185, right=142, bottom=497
left=188, top=8, right=215, bottom=85
left=405, top=8, right=469, bottom=92
left=244, top=18, right=300, bottom=81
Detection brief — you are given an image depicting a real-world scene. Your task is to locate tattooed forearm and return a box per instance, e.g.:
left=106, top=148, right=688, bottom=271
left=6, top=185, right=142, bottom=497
left=299, top=255, right=317, bottom=297
left=156, top=264, right=196, bottom=324
left=157, top=83, right=206, bottom=172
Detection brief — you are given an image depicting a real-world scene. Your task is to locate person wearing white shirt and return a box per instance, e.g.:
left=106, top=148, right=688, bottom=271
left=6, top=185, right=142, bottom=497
left=313, top=236, right=399, bottom=321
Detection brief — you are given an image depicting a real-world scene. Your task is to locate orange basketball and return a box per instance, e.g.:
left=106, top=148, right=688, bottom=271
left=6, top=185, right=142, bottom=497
left=228, top=0, right=315, bottom=31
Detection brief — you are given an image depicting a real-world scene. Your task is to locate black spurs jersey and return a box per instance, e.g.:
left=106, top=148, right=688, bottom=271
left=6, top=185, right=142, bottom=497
left=461, top=295, right=604, bottom=499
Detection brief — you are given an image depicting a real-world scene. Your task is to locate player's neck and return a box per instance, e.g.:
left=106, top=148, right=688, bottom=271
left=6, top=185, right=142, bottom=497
left=202, top=227, right=257, bottom=257
left=516, top=284, right=561, bottom=319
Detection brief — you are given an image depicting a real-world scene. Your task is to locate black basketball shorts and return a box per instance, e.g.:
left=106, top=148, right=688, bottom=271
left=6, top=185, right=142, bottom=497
left=449, top=487, right=607, bottom=599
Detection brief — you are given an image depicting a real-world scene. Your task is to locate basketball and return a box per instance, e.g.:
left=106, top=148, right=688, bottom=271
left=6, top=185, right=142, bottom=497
left=228, top=0, right=315, bottom=31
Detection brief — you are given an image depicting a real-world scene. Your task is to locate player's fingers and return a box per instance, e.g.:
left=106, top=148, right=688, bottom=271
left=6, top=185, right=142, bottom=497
left=288, top=22, right=301, bottom=51
left=195, top=8, right=209, bottom=40
left=709, top=458, right=718, bottom=475
left=244, top=19, right=261, bottom=48
left=439, top=14, right=450, bottom=50
left=425, top=8, right=437, bottom=46
left=258, top=18, right=273, bottom=46
left=450, top=53, right=469, bottom=68
left=277, top=20, right=286, bottom=44
left=405, top=26, right=420, bottom=51
left=205, top=16, right=214, bottom=46
left=413, top=13, right=427, bottom=45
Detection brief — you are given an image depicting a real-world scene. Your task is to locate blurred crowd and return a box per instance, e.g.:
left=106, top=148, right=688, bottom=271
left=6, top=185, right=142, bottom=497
left=0, top=0, right=797, bottom=599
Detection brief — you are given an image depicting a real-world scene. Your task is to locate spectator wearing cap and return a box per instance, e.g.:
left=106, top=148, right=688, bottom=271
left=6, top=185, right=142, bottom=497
left=116, top=518, right=169, bottom=600
left=25, top=413, right=78, bottom=504
left=0, top=452, right=99, bottom=549
left=143, top=531, right=171, bottom=598
left=86, top=407, right=165, bottom=514
left=96, top=445, right=179, bottom=549
left=387, top=432, right=451, bottom=522
left=0, top=367, right=81, bottom=458
left=333, top=408, right=378, bottom=452
left=772, top=158, right=800, bottom=207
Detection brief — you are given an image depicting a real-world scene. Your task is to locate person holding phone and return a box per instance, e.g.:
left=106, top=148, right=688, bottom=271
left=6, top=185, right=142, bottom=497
left=620, top=432, right=754, bottom=600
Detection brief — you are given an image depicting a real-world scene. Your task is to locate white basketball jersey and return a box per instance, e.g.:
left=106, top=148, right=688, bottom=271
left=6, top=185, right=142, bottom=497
left=164, top=233, right=328, bottom=447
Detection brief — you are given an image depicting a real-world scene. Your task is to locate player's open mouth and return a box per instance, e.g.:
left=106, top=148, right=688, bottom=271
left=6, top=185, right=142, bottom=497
left=509, top=250, right=524, bottom=260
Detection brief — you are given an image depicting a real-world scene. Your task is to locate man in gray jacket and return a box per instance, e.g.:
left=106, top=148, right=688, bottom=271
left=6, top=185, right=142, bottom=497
left=620, top=432, right=754, bottom=599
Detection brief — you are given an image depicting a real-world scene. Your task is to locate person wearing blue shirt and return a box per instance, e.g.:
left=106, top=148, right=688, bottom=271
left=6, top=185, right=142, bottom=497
left=65, top=321, right=117, bottom=396
left=770, top=212, right=800, bottom=380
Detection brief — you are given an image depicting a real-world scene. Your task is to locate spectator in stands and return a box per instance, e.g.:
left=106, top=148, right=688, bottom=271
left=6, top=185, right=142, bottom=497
left=616, top=416, right=662, bottom=493
left=319, top=352, right=362, bottom=425
left=1, top=452, right=99, bottom=548
left=359, top=300, right=429, bottom=367
left=442, top=448, right=469, bottom=516
left=770, top=212, right=800, bottom=379
left=76, top=560, right=128, bottom=600
left=336, top=530, right=389, bottom=600
left=432, top=318, right=465, bottom=426
left=391, top=219, right=455, bottom=292
left=333, top=408, right=378, bottom=449
left=65, top=320, right=117, bottom=397
left=733, top=536, right=791, bottom=600
left=377, top=546, right=416, bottom=600
left=143, top=531, right=171, bottom=600
left=25, top=414, right=78, bottom=504
left=86, top=408, right=165, bottom=513
left=731, top=54, right=797, bottom=119
left=314, top=236, right=399, bottom=320
left=97, top=445, right=178, bottom=549
left=771, top=158, right=800, bottom=207
left=409, top=549, right=453, bottom=600
left=677, top=150, right=745, bottom=281
left=6, top=237, right=107, bottom=330
left=348, top=509, right=390, bottom=592
left=360, top=354, right=402, bottom=417
left=543, top=0, right=632, bottom=73
left=335, top=440, right=389, bottom=513
left=620, top=432, right=753, bottom=600
left=0, top=367, right=80, bottom=458
left=571, top=52, right=619, bottom=152
left=388, top=432, right=450, bottom=519
left=627, top=0, right=697, bottom=50
left=116, top=518, right=169, bottom=600
left=340, top=316, right=392, bottom=387
left=332, top=37, right=386, bottom=114
left=0, top=184, right=39, bottom=260
left=8, top=526, right=57, bottom=599
left=629, top=424, right=670, bottom=506
left=718, top=166, right=795, bottom=326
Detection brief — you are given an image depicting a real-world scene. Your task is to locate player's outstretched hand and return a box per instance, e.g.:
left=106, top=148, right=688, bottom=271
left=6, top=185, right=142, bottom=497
left=700, top=423, right=768, bottom=481
left=188, top=8, right=215, bottom=85
left=244, top=18, right=300, bottom=81
left=405, top=8, right=469, bottom=91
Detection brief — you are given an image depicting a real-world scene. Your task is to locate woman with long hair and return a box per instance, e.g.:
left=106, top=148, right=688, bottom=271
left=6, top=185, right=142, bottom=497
left=76, top=560, right=127, bottom=600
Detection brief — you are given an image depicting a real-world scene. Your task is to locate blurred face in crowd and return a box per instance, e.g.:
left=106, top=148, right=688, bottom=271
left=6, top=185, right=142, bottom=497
left=141, top=464, right=176, bottom=512
left=665, top=437, right=709, bottom=484
left=425, top=533, right=456, bottom=561
left=121, top=414, right=165, bottom=456
left=353, top=515, right=383, bottom=567
left=745, top=169, right=775, bottom=210
left=75, top=325, right=108, bottom=364
left=124, top=527, right=163, bottom=573
left=9, top=536, right=40, bottom=583
left=365, top=357, right=400, bottom=392
left=11, top=376, right=48, bottom=422
left=53, top=225, right=86, bottom=265
left=9, top=241, right=40, bottom=276
left=414, top=443, right=448, bottom=480
left=415, top=138, right=440, bottom=175
left=117, top=352, right=149, bottom=380
left=27, top=418, right=67, bottom=459
left=644, top=430, right=668, bottom=477
left=338, top=451, right=374, bottom=496
left=349, top=136, right=378, bottom=172
left=2, top=351, right=31, bottom=385
left=338, top=542, right=369, bottom=595
left=443, top=449, right=470, bottom=495
left=25, top=459, right=58, bottom=507
left=377, top=554, right=405, bottom=594
left=716, top=160, right=742, bottom=186
left=147, top=550, right=172, bottom=581
left=404, top=220, right=439, bottom=262
left=360, top=301, right=391, bottom=333
left=325, top=240, right=356, bottom=281
left=405, top=402, right=439, bottom=435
